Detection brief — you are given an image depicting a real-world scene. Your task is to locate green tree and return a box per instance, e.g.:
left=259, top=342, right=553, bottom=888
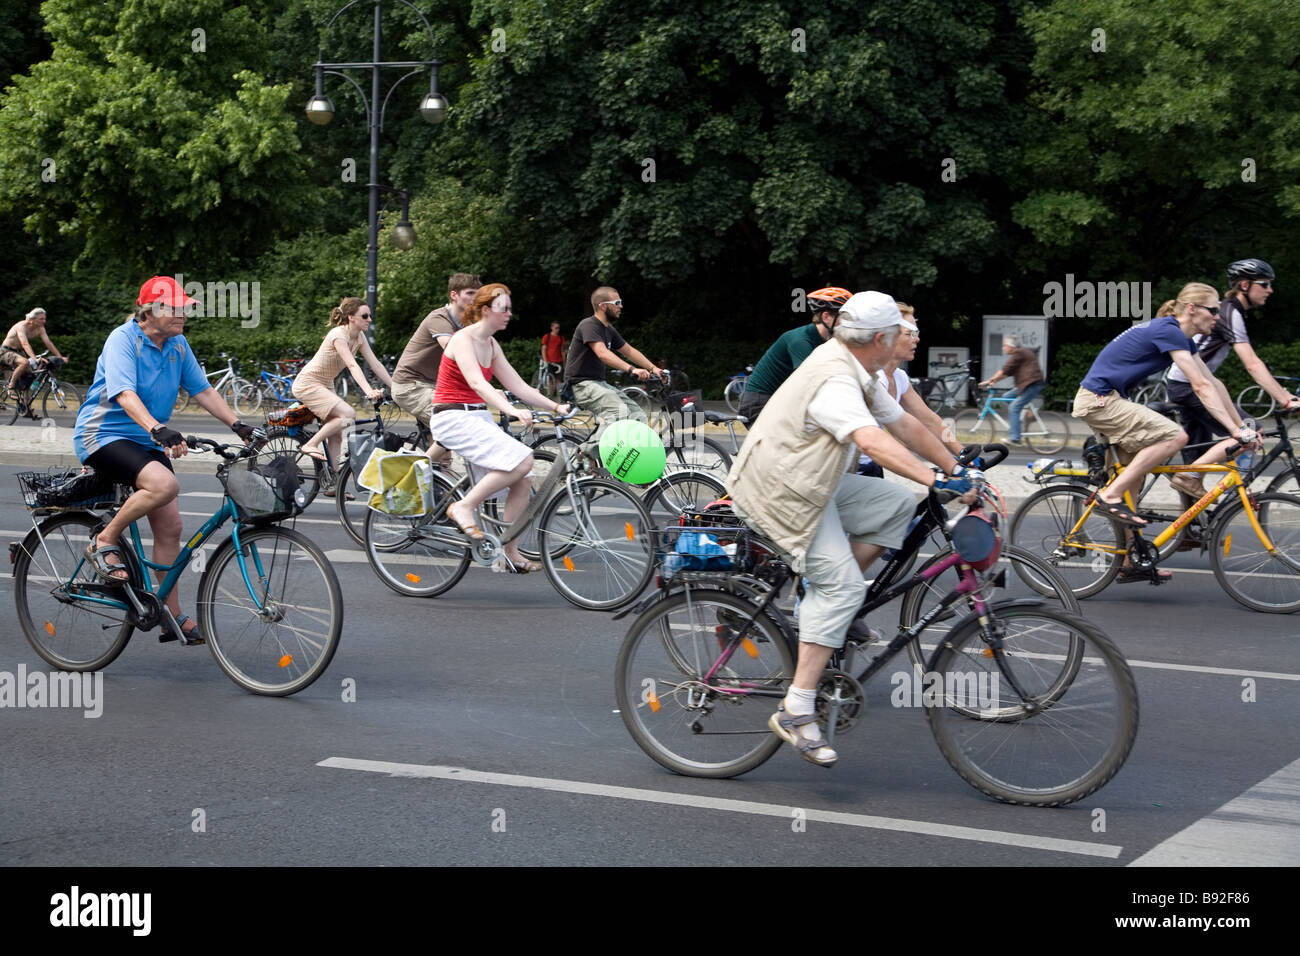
left=0, top=0, right=320, bottom=274
left=1013, top=0, right=1300, bottom=338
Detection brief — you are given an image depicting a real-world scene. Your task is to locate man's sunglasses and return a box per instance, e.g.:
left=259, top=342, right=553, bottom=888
left=601, top=299, right=623, bottom=308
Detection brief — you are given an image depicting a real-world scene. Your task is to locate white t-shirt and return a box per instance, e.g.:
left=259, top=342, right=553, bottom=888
left=855, top=368, right=912, bottom=467
left=805, top=358, right=904, bottom=471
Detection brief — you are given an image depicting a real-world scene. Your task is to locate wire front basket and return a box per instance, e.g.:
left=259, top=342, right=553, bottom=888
left=17, top=470, right=121, bottom=511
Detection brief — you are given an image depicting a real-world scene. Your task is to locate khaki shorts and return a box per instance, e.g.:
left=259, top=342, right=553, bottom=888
left=1072, top=387, right=1182, bottom=460
left=391, top=379, right=438, bottom=428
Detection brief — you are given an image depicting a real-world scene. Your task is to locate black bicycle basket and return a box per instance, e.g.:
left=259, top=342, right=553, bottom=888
left=18, top=470, right=117, bottom=510
left=222, top=455, right=303, bottom=524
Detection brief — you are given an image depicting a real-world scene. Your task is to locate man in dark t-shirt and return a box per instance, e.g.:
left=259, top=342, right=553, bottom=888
left=564, top=286, right=663, bottom=436
left=737, top=287, right=852, bottom=423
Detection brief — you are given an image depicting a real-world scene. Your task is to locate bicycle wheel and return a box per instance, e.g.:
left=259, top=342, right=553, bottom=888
left=482, top=449, right=558, bottom=562
left=641, top=470, right=727, bottom=527
left=331, top=459, right=367, bottom=547
left=1267, top=465, right=1300, bottom=498
left=198, top=525, right=342, bottom=695
left=665, top=434, right=731, bottom=478
left=950, top=409, right=994, bottom=445
left=898, top=543, right=1082, bottom=674
left=538, top=476, right=655, bottom=610
left=724, top=378, right=744, bottom=414
left=173, top=388, right=191, bottom=414
left=616, top=588, right=794, bottom=778
left=1210, top=492, right=1300, bottom=613
left=363, top=471, right=472, bottom=598
left=926, top=606, right=1137, bottom=806
left=13, top=512, right=135, bottom=671
left=259, top=426, right=324, bottom=507
left=1009, top=484, right=1124, bottom=598
left=232, top=378, right=262, bottom=416
left=41, top=381, right=82, bottom=418
left=1024, top=409, right=1069, bottom=455
left=1237, top=385, right=1274, bottom=421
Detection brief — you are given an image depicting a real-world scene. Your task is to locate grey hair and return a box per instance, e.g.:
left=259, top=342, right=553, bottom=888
left=835, top=324, right=900, bottom=348
left=1003, top=334, right=1021, bottom=347
left=25, top=307, right=46, bottom=319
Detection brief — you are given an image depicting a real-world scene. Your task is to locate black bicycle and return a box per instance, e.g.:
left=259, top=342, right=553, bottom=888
left=922, top=360, right=978, bottom=411
left=4, top=354, right=81, bottom=424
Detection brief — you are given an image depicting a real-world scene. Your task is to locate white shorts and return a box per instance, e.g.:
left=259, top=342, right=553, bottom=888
left=428, top=409, right=533, bottom=489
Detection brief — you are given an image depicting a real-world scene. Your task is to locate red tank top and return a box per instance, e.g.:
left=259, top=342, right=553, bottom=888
left=433, top=349, right=493, bottom=404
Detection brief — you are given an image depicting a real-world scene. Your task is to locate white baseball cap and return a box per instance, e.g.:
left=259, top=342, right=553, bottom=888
left=838, top=292, right=918, bottom=333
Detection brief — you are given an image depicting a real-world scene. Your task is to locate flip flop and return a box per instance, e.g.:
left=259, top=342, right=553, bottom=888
left=1096, top=500, right=1148, bottom=528
left=495, top=555, right=542, bottom=574
left=322, top=487, right=356, bottom=500
left=445, top=502, right=484, bottom=540
left=300, top=447, right=328, bottom=464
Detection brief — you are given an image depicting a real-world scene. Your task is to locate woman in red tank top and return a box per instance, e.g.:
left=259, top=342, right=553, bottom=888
left=428, top=283, right=570, bottom=573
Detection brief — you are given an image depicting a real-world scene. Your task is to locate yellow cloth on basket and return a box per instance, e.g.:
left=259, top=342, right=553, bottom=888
left=357, top=449, right=433, bottom=515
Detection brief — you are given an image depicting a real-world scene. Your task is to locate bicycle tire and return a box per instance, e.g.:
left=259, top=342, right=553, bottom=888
left=482, top=448, right=558, bottom=562
left=641, top=470, right=727, bottom=527
left=898, top=543, right=1082, bottom=675
left=332, top=459, right=365, bottom=547
left=1009, top=484, right=1124, bottom=598
left=926, top=605, right=1137, bottom=806
left=259, top=426, right=324, bottom=508
left=232, top=378, right=262, bottom=416
left=174, top=388, right=191, bottom=414
left=198, top=525, right=342, bottom=695
left=1024, top=409, right=1068, bottom=455
left=41, top=381, right=82, bottom=419
left=616, top=588, right=794, bottom=778
left=13, top=512, right=136, bottom=671
left=538, top=476, right=655, bottom=610
left=950, top=409, right=994, bottom=446
left=1237, top=385, right=1274, bottom=421
left=1209, top=491, right=1300, bottom=613
left=724, top=378, right=745, bottom=414
left=665, top=434, right=731, bottom=478
left=1266, top=466, right=1300, bottom=498
left=362, top=471, right=472, bottom=598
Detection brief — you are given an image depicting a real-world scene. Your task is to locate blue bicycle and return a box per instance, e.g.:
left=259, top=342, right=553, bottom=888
left=11, top=438, right=343, bottom=695
left=950, top=387, right=1069, bottom=454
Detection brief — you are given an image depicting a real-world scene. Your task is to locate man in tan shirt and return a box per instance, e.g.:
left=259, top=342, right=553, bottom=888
left=978, top=335, right=1044, bottom=443
left=728, top=292, right=980, bottom=768
left=391, top=273, right=481, bottom=428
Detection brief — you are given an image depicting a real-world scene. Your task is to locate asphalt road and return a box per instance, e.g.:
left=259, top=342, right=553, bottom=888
left=2, top=443, right=1298, bottom=871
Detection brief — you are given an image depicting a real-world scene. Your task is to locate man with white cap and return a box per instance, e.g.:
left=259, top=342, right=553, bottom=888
left=727, top=291, right=981, bottom=768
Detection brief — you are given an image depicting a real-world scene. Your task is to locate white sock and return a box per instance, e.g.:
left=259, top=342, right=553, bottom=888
left=783, top=687, right=835, bottom=758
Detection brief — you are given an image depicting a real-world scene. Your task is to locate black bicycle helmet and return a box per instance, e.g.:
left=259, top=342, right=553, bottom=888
left=1226, top=258, right=1275, bottom=283
left=805, top=286, right=852, bottom=315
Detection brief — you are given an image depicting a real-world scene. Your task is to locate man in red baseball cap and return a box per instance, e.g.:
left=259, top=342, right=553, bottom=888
left=136, top=275, right=199, bottom=310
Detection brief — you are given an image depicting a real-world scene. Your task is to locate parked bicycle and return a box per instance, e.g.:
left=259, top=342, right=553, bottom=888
left=614, top=459, right=1136, bottom=806
left=1010, top=410, right=1300, bottom=611
left=362, top=408, right=656, bottom=611
left=922, top=360, right=978, bottom=411
left=2, top=353, right=80, bottom=424
left=175, top=353, right=259, bottom=416
left=1238, top=372, right=1300, bottom=420
left=950, top=385, right=1070, bottom=453
left=254, top=366, right=299, bottom=411
left=11, top=437, right=343, bottom=695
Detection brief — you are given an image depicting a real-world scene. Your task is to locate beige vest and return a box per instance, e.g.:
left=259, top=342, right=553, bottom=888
left=727, top=338, right=879, bottom=567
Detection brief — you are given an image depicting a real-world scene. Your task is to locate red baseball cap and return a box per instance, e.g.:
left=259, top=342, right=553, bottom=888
left=136, top=275, right=198, bottom=308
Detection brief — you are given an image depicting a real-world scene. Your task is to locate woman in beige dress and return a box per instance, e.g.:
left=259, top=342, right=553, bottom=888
left=292, top=297, right=393, bottom=479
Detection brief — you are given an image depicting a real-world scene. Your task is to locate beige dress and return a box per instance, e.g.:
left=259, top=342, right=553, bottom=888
left=292, top=326, right=360, bottom=417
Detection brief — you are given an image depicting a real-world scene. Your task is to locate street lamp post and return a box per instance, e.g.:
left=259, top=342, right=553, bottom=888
left=306, top=0, right=448, bottom=335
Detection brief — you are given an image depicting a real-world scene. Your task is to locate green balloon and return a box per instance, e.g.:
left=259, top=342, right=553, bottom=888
left=599, top=420, right=666, bottom=484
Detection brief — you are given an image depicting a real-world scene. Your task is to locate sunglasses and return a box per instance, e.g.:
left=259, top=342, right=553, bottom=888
left=601, top=299, right=623, bottom=308
left=1197, top=304, right=1220, bottom=316
left=357, top=311, right=372, bottom=318
left=1251, top=280, right=1272, bottom=289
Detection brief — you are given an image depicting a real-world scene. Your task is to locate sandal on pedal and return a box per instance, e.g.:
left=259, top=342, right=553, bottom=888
left=494, top=555, right=542, bottom=574
left=769, top=705, right=837, bottom=768
left=163, top=613, right=206, bottom=645
left=446, top=502, right=484, bottom=540
left=83, top=542, right=129, bottom=584
left=1096, top=500, right=1148, bottom=527
left=1169, top=474, right=1205, bottom=498
left=1116, top=566, right=1172, bottom=584
left=300, top=447, right=328, bottom=464
left=322, top=487, right=355, bottom=500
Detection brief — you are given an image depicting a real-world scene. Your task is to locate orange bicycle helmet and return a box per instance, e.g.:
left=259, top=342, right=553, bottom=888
left=806, top=286, right=852, bottom=315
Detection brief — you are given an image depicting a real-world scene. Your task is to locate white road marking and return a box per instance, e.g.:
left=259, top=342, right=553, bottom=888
left=1129, top=757, right=1300, bottom=866
left=318, top=756, right=1121, bottom=858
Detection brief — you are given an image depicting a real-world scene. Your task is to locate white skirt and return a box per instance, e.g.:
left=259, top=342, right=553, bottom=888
left=429, top=409, right=533, bottom=490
